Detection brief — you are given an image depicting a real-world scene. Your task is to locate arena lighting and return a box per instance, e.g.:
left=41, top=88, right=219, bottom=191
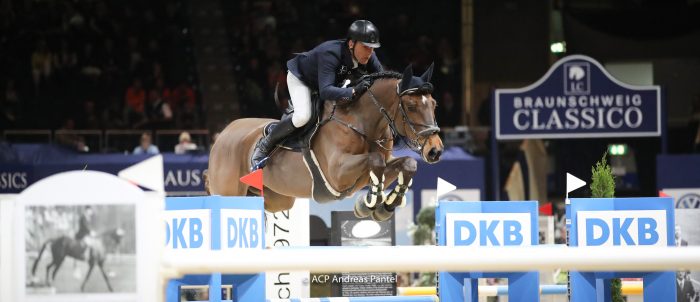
left=608, top=143, right=628, bottom=156
left=550, top=41, right=566, bottom=54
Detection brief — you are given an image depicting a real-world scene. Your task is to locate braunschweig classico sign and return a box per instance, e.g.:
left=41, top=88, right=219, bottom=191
left=495, top=55, right=661, bottom=140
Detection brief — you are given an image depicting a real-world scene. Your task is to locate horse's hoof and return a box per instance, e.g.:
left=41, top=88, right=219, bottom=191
left=354, top=197, right=372, bottom=218
left=371, top=204, right=394, bottom=222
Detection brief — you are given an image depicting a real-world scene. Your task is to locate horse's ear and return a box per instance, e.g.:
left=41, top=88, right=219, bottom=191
left=401, top=64, right=413, bottom=92
left=421, top=62, right=434, bottom=83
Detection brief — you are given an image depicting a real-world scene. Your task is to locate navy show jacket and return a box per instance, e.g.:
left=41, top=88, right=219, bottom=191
left=287, top=39, right=383, bottom=101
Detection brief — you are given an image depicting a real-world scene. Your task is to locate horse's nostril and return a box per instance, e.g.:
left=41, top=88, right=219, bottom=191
left=435, top=150, right=442, bottom=159
left=428, top=148, right=442, bottom=161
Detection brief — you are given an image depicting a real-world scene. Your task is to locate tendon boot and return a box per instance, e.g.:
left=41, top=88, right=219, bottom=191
left=251, top=117, right=297, bottom=170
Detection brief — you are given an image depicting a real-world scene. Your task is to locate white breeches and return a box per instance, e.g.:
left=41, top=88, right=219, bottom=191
left=287, top=71, right=312, bottom=128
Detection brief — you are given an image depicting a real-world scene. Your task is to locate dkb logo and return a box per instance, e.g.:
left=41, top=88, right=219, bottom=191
left=577, top=210, right=667, bottom=247
left=164, top=209, right=211, bottom=249
left=220, top=209, right=262, bottom=249
left=564, top=62, right=590, bottom=95
left=445, top=213, right=532, bottom=247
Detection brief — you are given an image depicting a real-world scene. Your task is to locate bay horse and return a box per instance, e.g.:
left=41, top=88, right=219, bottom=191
left=30, top=228, right=124, bottom=292
left=207, top=64, right=443, bottom=221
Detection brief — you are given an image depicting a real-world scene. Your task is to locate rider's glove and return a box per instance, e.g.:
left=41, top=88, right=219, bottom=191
left=352, top=79, right=371, bottom=101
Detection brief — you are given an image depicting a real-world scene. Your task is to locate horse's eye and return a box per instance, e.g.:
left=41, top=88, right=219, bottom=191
left=407, top=105, right=417, bottom=112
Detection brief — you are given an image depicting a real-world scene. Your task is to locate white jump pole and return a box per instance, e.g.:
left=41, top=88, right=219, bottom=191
left=162, top=245, right=700, bottom=277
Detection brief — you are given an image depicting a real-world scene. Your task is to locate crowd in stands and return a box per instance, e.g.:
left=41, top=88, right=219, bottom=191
left=0, top=0, right=201, bottom=131
left=1, top=0, right=463, bottom=153
left=221, top=0, right=463, bottom=126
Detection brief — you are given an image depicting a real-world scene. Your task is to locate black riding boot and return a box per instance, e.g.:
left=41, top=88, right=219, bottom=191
left=251, top=117, right=297, bottom=170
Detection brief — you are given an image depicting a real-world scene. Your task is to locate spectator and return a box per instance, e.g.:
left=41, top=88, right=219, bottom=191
left=55, top=118, right=89, bottom=152
left=125, top=78, right=146, bottom=126
left=145, top=89, right=173, bottom=128
left=178, top=101, right=201, bottom=129
left=1, top=80, right=21, bottom=129
left=174, top=131, right=197, bottom=154
left=31, top=38, right=54, bottom=95
left=77, top=100, right=101, bottom=129
left=133, top=132, right=160, bottom=155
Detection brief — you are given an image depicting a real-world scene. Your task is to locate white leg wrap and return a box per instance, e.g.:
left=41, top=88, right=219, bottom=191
left=365, top=171, right=386, bottom=208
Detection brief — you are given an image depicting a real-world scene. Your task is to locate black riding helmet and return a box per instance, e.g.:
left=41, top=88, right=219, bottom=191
left=347, top=20, right=381, bottom=48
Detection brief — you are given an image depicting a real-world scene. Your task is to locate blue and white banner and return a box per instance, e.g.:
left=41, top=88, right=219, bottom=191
left=0, top=165, right=32, bottom=193
left=437, top=201, right=538, bottom=247
left=164, top=196, right=265, bottom=251
left=495, top=55, right=661, bottom=140
left=569, top=197, right=674, bottom=247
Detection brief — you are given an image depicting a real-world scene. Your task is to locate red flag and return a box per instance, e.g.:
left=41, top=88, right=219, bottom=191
left=659, top=191, right=669, bottom=197
left=539, top=202, right=553, bottom=216
left=240, top=169, right=264, bottom=196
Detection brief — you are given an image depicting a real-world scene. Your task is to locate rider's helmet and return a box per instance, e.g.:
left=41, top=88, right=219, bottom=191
left=347, top=20, right=381, bottom=48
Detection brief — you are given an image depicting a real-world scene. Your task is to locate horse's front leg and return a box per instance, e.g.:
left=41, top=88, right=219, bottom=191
left=384, top=156, right=417, bottom=209
left=352, top=152, right=387, bottom=218
left=371, top=156, right=417, bottom=221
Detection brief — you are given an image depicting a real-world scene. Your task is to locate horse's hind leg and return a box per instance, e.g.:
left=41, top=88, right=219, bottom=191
left=81, top=263, right=95, bottom=292
left=51, top=257, right=66, bottom=284
left=45, top=262, right=54, bottom=285
left=372, top=156, right=417, bottom=221
left=263, top=188, right=296, bottom=213
left=98, top=263, right=114, bottom=292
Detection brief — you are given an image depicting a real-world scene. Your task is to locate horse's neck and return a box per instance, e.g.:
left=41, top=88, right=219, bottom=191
left=346, top=80, right=398, bottom=137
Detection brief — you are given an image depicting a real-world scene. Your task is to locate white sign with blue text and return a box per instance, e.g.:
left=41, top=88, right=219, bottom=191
left=164, top=209, right=211, bottom=250
left=446, top=213, right=532, bottom=247
left=577, top=210, right=667, bottom=247
left=437, top=201, right=540, bottom=302
left=220, top=209, right=263, bottom=250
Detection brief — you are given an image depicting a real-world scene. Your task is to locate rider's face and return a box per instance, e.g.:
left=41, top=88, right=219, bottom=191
left=349, top=41, right=374, bottom=65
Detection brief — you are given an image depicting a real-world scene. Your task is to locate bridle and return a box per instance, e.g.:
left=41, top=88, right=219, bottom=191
left=323, top=79, right=440, bottom=155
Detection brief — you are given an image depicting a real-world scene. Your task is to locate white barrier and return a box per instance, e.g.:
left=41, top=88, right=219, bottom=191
left=161, top=245, right=700, bottom=276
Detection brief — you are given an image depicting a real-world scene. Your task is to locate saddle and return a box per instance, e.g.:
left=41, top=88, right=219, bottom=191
left=263, top=92, right=323, bottom=151
left=261, top=93, right=353, bottom=202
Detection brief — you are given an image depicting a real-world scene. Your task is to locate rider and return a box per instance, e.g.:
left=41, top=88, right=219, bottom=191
left=251, top=20, right=385, bottom=170
left=75, top=205, right=94, bottom=260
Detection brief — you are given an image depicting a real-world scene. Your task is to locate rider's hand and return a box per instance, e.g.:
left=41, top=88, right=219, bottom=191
left=352, top=79, right=371, bottom=100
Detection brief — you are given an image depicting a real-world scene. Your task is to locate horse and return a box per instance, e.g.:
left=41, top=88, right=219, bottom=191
left=206, top=64, right=444, bottom=221
left=30, top=228, right=125, bottom=292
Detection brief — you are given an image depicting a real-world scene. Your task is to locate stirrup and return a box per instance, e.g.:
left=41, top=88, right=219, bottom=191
left=251, top=156, right=270, bottom=171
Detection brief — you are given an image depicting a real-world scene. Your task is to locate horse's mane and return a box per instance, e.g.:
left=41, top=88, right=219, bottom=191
left=365, top=71, right=402, bottom=83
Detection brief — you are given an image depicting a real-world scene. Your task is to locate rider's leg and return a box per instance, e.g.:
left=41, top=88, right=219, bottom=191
left=251, top=72, right=312, bottom=170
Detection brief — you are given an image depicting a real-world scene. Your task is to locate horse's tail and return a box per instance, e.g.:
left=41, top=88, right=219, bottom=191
left=31, top=239, right=51, bottom=276
left=203, top=169, right=210, bottom=195
left=273, top=81, right=281, bottom=110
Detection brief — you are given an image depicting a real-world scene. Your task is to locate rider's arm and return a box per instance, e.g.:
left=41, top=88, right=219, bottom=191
left=368, top=52, right=384, bottom=73
left=317, top=49, right=353, bottom=101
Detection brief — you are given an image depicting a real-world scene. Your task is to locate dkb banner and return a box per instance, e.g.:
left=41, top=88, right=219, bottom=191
left=437, top=201, right=540, bottom=302
left=164, top=196, right=265, bottom=302
left=569, top=197, right=676, bottom=301
left=495, top=54, right=661, bottom=140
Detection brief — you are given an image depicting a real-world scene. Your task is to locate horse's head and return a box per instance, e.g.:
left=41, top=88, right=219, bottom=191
left=395, top=63, right=444, bottom=163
